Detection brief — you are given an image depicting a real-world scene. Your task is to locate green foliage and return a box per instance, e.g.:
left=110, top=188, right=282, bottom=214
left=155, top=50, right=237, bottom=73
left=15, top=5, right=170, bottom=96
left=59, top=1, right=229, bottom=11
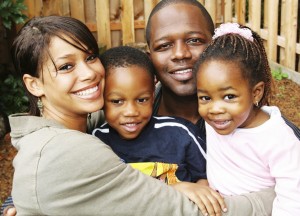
left=0, top=74, right=29, bottom=115
left=0, top=0, right=27, bottom=29
left=272, top=68, right=288, bottom=81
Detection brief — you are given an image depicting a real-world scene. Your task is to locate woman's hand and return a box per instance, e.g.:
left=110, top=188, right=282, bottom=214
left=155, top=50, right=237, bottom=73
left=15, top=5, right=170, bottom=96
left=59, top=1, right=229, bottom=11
left=172, top=181, right=227, bottom=216
left=3, top=206, right=16, bottom=216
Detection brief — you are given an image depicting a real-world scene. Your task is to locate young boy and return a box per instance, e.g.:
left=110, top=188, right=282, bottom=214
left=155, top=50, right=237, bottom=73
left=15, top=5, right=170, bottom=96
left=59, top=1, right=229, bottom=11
left=93, top=46, right=207, bottom=184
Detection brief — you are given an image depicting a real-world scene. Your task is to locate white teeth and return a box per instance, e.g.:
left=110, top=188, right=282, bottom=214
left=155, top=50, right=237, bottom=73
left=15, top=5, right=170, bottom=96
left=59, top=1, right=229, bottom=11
left=125, top=123, right=137, bottom=126
left=75, top=86, right=98, bottom=96
left=174, top=69, right=192, bottom=74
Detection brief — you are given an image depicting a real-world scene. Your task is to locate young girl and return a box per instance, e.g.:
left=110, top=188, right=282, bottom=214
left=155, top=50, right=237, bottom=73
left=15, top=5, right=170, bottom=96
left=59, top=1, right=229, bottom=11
left=195, top=22, right=300, bottom=216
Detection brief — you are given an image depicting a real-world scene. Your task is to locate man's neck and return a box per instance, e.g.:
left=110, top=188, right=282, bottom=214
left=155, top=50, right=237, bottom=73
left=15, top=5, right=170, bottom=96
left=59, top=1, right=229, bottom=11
left=158, top=90, right=200, bottom=124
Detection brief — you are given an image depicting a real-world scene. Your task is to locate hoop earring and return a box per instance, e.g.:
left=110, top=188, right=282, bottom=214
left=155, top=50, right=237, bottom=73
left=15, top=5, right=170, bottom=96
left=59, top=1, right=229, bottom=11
left=255, top=101, right=259, bottom=107
left=37, top=97, right=43, bottom=116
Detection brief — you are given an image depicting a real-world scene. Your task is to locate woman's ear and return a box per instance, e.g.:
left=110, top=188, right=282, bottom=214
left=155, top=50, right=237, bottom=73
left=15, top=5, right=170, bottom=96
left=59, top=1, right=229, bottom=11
left=23, top=74, right=44, bottom=97
left=252, top=81, right=265, bottom=104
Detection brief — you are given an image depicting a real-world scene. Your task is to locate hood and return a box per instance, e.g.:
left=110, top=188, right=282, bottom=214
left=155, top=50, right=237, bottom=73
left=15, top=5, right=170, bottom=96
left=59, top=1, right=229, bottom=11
left=9, top=114, right=65, bottom=149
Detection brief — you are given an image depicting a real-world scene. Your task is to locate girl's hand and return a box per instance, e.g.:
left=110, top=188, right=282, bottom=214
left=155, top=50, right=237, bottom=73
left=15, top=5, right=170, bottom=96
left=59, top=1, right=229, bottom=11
left=172, top=181, right=227, bottom=216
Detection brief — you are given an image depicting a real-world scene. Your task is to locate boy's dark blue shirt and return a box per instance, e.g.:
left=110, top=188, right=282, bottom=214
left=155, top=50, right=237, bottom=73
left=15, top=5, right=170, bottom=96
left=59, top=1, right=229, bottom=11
left=93, top=116, right=207, bottom=183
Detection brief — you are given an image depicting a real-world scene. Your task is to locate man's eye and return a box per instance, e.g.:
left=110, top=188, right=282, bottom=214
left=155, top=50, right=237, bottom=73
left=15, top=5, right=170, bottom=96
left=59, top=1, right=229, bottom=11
left=155, top=43, right=172, bottom=51
left=224, top=95, right=236, bottom=100
left=187, top=38, right=204, bottom=45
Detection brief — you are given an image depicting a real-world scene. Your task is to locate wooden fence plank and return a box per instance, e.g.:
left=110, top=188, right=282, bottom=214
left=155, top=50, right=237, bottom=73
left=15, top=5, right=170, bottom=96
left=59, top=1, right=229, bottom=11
left=284, top=0, right=298, bottom=69
left=236, top=0, right=246, bottom=24
left=70, top=0, right=85, bottom=22
left=121, top=0, right=135, bottom=44
left=279, top=0, right=286, bottom=65
left=96, top=0, right=111, bottom=48
left=249, top=0, right=261, bottom=33
left=144, top=0, right=157, bottom=25
left=205, top=0, right=217, bottom=24
left=224, top=0, right=232, bottom=22
left=267, top=0, right=278, bottom=61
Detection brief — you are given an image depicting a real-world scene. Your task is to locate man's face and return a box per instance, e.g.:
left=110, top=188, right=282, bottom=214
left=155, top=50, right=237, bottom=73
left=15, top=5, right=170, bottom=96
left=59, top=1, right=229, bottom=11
left=148, top=3, right=212, bottom=97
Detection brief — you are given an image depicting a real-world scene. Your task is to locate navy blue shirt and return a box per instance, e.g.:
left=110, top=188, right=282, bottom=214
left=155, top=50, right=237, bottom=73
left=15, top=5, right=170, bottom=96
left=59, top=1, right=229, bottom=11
left=93, top=116, right=207, bottom=183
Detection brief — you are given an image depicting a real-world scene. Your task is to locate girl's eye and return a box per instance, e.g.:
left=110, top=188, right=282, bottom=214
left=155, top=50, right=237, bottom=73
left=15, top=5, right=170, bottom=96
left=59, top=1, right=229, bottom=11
left=199, top=96, right=210, bottom=101
left=58, top=64, right=73, bottom=72
left=224, top=94, right=236, bottom=100
left=137, top=98, right=148, bottom=103
left=111, top=99, right=123, bottom=104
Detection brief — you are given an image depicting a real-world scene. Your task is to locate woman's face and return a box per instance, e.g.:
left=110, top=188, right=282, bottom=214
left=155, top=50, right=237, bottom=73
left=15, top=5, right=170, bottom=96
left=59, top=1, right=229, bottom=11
left=40, top=36, right=105, bottom=119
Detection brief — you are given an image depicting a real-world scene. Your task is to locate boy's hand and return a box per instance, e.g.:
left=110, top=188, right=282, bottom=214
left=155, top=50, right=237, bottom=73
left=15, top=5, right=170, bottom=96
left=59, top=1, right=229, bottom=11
left=172, top=181, right=227, bottom=216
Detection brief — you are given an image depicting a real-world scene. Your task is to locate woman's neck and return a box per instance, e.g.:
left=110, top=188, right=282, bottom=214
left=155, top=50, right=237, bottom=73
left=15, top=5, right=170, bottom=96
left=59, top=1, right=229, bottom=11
left=43, top=109, right=87, bottom=132
left=158, top=91, right=200, bottom=124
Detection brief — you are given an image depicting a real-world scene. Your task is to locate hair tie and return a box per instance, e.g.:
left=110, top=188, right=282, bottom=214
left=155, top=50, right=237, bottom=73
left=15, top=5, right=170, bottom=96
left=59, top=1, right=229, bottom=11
left=212, top=22, right=254, bottom=42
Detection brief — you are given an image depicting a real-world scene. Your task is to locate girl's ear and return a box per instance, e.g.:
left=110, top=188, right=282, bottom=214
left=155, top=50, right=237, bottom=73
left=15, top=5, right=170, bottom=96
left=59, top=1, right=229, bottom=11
left=252, top=81, right=265, bottom=104
left=23, top=74, right=44, bottom=97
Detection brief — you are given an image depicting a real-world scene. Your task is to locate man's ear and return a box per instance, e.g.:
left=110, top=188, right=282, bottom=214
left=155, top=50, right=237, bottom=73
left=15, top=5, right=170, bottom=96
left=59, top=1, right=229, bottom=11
left=252, top=81, right=265, bottom=104
left=23, top=74, right=44, bottom=97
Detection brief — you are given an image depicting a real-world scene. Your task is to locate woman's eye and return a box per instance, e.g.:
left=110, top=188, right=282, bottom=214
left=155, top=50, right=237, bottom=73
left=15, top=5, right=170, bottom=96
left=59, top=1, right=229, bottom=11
left=86, top=54, right=97, bottom=62
left=58, top=64, right=73, bottom=71
left=224, top=94, right=236, bottom=100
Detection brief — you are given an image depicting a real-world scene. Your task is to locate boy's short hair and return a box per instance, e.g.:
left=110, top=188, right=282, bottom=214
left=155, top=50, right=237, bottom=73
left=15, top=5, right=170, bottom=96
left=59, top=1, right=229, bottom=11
left=100, top=46, right=156, bottom=82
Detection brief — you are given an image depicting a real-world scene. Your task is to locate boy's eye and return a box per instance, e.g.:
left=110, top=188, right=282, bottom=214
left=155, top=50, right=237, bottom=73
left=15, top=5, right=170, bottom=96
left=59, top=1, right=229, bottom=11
left=111, top=99, right=123, bottom=104
left=224, top=94, right=236, bottom=100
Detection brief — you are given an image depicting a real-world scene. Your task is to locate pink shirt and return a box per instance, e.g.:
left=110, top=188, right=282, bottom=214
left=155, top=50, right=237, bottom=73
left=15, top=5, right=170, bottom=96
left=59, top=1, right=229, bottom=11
left=206, top=106, right=300, bottom=216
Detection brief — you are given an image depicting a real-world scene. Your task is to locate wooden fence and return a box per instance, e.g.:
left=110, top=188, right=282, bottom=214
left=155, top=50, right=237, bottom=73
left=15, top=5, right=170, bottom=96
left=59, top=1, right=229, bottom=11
left=21, top=0, right=300, bottom=72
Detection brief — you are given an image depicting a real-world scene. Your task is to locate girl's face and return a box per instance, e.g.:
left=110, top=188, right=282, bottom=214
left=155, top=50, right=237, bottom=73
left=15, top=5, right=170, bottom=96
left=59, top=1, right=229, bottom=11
left=104, top=66, right=154, bottom=140
left=196, top=60, right=258, bottom=135
left=40, top=36, right=105, bottom=119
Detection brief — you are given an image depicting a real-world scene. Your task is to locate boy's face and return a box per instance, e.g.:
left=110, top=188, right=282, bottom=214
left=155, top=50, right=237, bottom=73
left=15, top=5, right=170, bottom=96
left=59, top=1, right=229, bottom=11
left=104, top=66, right=154, bottom=140
left=196, top=60, right=256, bottom=135
left=148, top=3, right=212, bottom=97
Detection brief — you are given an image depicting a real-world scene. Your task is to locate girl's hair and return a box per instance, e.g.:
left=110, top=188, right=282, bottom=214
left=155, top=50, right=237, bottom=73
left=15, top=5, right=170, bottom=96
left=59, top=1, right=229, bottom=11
left=194, top=24, right=273, bottom=107
left=11, top=16, right=99, bottom=116
left=145, top=0, right=214, bottom=45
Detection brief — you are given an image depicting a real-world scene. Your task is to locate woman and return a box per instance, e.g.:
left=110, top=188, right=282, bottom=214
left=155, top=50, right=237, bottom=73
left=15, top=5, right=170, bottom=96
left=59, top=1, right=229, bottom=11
left=7, top=15, right=274, bottom=216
